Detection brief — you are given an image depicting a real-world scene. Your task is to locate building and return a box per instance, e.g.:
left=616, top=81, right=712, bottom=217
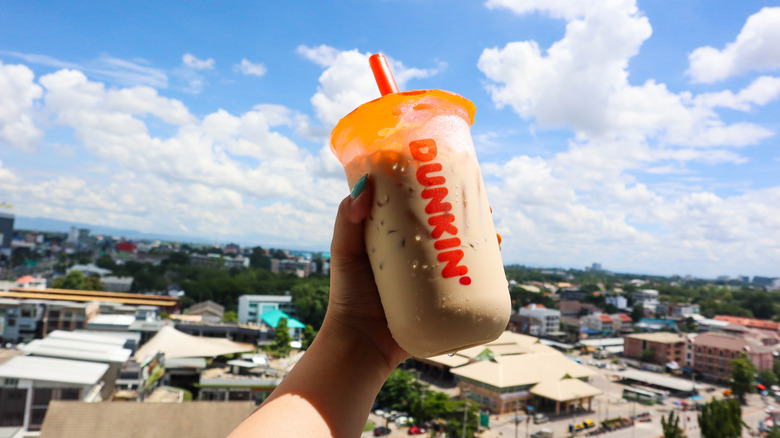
left=559, top=301, right=600, bottom=318
left=0, top=356, right=110, bottom=432
left=237, top=295, right=296, bottom=325
left=632, top=289, right=659, bottom=310
left=0, top=212, right=14, bottom=257
left=66, top=264, right=112, bottom=278
left=38, top=401, right=256, bottom=438
left=581, top=314, right=614, bottom=335
left=605, top=295, right=628, bottom=310
left=611, top=313, right=633, bottom=334
left=508, top=313, right=543, bottom=336
left=624, top=332, right=688, bottom=366
left=187, top=300, right=225, bottom=322
left=691, top=332, right=774, bottom=382
left=0, top=299, right=44, bottom=342
left=713, top=315, right=780, bottom=332
left=100, top=276, right=134, bottom=292
left=635, top=318, right=678, bottom=332
left=448, top=332, right=601, bottom=414
left=271, top=258, right=314, bottom=278
left=518, top=305, right=560, bottom=336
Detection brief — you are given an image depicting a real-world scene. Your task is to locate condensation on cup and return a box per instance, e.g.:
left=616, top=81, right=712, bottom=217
left=331, top=75, right=510, bottom=358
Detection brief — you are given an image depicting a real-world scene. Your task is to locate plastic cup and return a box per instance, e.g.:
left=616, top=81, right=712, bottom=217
left=330, top=88, right=511, bottom=358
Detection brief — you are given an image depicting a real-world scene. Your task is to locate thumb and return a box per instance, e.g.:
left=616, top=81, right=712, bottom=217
left=331, top=175, right=373, bottom=261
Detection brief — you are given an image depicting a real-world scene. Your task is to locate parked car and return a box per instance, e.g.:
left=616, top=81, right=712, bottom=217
left=534, top=414, right=549, bottom=424
left=408, top=426, right=426, bottom=435
left=531, top=429, right=553, bottom=438
left=374, top=426, right=391, bottom=436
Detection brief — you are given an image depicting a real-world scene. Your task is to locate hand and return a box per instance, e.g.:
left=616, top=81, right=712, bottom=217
left=325, top=175, right=410, bottom=371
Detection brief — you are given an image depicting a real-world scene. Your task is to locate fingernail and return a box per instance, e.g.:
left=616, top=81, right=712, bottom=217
left=351, top=174, right=368, bottom=198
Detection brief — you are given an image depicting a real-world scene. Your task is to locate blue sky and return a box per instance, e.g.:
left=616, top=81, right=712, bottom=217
left=1, top=0, right=779, bottom=278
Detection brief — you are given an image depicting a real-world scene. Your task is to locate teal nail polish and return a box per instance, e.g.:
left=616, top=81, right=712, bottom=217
left=351, top=174, right=368, bottom=198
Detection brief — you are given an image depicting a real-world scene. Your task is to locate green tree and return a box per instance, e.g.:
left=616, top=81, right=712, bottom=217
left=290, top=282, right=330, bottom=329
left=95, top=254, right=117, bottom=271
left=729, top=353, right=756, bottom=402
left=631, top=304, right=644, bottom=323
left=661, top=411, right=684, bottom=438
left=222, top=311, right=238, bottom=323
left=698, top=397, right=743, bottom=438
left=272, top=318, right=292, bottom=357
left=250, top=247, right=271, bottom=270
left=376, top=369, right=425, bottom=413
left=301, top=325, right=317, bottom=350
left=758, top=368, right=778, bottom=387
left=51, top=270, right=105, bottom=291
left=640, top=348, right=656, bottom=363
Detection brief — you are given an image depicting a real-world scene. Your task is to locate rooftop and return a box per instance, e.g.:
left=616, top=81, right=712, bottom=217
left=0, top=356, right=109, bottom=385
left=39, top=401, right=256, bottom=438
left=714, top=315, right=780, bottom=331
left=626, top=332, right=687, bottom=344
left=22, top=336, right=132, bottom=364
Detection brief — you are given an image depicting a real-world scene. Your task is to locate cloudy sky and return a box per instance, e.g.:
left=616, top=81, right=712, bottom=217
left=1, top=1, right=778, bottom=278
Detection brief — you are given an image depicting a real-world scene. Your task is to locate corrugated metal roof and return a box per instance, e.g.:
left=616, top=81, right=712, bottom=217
left=22, top=337, right=131, bottom=363
left=0, top=356, right=108, bottom=385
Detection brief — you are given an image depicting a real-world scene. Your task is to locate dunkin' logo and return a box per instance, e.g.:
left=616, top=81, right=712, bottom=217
left=409, top=139, right=471, bottom=286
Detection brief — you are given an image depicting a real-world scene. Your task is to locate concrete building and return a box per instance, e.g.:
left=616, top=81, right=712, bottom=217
left=100, top=276, right=134, bottom=292
left=187, top=300, right=225, bottom=322
left=581, top=314, right=614, bottom=335
left=0, top=212, right=13, bottom=257
left=237, top=295, right=296, bottom=325
left=692, top=331, right=773, bottom=382
left=605, top=295, right=628, bottom=310
left=632, top=289, right=659, bottom=310
left=518, top=304, right=560, bottom=336
left=624, top=332, right=688, bottom=366
left=0, top=356, right=110, bottom=432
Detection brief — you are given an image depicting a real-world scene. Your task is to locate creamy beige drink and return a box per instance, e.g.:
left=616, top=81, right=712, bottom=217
left=331, top=89, right=510, bottom=358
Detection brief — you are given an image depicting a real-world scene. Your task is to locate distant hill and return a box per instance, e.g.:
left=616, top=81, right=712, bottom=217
left=14, top=216, right=212, bottom=244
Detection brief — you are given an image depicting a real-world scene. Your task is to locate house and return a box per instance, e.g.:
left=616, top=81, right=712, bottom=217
left=559, top=301, right=600, bottom=318
left=713, top=315, right=780, bottom=332
left=611, top=313, right=633, bottom=333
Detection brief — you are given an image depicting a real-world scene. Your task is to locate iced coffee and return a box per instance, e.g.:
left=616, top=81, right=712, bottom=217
left=330, top=60, right=510, bottom=358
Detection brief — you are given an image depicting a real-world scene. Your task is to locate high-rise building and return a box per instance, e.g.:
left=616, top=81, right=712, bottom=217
left=0, top=212, right=14, bottom=257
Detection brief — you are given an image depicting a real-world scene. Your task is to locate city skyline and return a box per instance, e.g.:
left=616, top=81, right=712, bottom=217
left=1, top=1, right=779, bottom=278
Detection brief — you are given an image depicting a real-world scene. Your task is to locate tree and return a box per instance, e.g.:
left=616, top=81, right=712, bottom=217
left=630, top=304, right=644, bottom=323
left=222, top=311, right=238, bottom=323
left=301, top=325, right=317, bottom=350
left=698, top=397, right=743, bottom=438
left=640, top=348, right=656, bottom=363
left=51, top=270, right=103, bottom=291
left=661, top=411, right=684, bottom=438
left=272, top=318, right=292, bottom=357
left=376, top=369, right=425, bottom=413
left=729, top=353, right=756, bottom=402
left=758, top=368, right=779, bottom=387
left=250, top=247, right=271, bottom=270
left=95, top=254, right=117, bottom=271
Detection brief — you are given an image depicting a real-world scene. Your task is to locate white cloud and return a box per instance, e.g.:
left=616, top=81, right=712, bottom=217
left=477, top=0, right=780, bottom=276
left=235, top=59, right=267, bottom=77
left=0, top=62, right=44, bottom=151
left=300, top=46, right=441, bottom=127
left=296, top=45, right=340, bottom=67
left=688, top=7, right=780, bottom=83
left=182, top=53, right=215, bottom=70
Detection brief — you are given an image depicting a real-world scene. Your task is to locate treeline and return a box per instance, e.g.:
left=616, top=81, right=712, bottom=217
left=77, top=249, right=332, bottom=329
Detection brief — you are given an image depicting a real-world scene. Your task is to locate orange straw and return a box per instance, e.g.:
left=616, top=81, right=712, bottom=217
left=369, top=53, right=399, bottom=96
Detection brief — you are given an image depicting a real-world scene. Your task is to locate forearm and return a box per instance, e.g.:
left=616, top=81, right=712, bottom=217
left=227, top=318, right=395, bottom=438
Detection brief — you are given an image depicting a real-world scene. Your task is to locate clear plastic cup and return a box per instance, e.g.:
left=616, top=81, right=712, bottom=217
left=330, top=89, right=511, bottom=358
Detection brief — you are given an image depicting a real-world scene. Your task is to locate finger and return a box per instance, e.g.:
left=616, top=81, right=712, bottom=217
left=331, top=176, right=373, bottom=260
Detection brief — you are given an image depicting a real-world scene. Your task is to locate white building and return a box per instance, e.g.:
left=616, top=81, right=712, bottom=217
left=605, top=295, right=628, bottom=310
left=237, top=295, right=296, bottom=325
left=632, top=289, right=659, bottom=310
left=518, top=304, right=560, bottom=336
left=0, top=356, right=110, bottom=432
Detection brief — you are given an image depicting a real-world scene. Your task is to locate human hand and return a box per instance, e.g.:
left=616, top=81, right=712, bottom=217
left=324, top=174, right=410, bottom=371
